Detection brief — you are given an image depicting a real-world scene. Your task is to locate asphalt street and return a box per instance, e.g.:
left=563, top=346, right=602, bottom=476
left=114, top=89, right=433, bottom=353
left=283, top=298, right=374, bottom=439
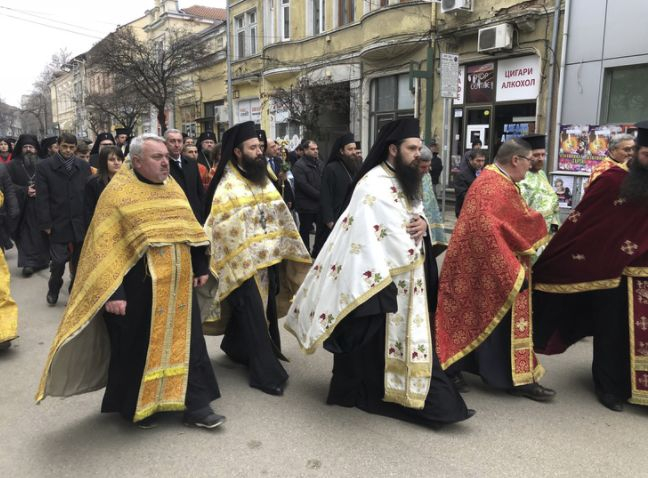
left=0, top=247, right=645, bottom=477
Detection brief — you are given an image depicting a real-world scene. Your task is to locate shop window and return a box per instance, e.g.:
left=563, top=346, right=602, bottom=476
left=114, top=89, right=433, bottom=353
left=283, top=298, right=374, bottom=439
left=601, top=64, right=648, bottom=124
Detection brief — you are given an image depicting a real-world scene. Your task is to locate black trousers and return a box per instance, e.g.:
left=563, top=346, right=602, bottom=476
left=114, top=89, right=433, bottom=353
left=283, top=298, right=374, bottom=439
left=48, top=241, right=82, bottom=294
left=446, top=313, right=515, bottom=390
left=221, top=273, right=288, bottom=389
left=297, top=211, right=317, bottom=252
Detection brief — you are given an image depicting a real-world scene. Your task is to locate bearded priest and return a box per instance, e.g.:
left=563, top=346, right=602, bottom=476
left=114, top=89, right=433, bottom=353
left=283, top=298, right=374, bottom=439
left=533, top=121, right=648, bottom=412
left=202, top=121, right=311, bottom=397
left=284, top=118, right=473, bottom=427
left=436, top=138, right=555, bottom=402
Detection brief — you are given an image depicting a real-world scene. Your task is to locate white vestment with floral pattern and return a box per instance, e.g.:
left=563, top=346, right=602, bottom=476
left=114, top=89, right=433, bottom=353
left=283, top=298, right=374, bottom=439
left=284, top=163, right=433, bottom=409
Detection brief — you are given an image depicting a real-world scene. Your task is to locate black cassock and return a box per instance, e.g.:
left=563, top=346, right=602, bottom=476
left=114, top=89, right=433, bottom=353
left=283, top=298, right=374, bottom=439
left=533, top=285, right=631, bottom=400
left=6, top=157, right=49, bottom=269
left=312, top=160, right=353, bottom=257
left=324, top=237, right=471, bottom=427
left=101, top=246, right=220, bottom=420
left=220, top=265, right=289, bottom=390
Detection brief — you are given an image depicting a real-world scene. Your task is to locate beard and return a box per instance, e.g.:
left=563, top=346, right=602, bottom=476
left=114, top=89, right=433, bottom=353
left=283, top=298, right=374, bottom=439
left=394, top=150, right=423, bottom=202
left=23, top=152, right=37, bottom=168
left=340, top=152, right=359, bottom=177
left=619, top=159, right=648, bottom=205
left=239, top=152, right=268, bottom=185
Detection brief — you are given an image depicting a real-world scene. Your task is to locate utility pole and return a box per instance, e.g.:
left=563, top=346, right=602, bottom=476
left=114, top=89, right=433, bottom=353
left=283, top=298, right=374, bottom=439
left=409, top=47, right=435, bottom=144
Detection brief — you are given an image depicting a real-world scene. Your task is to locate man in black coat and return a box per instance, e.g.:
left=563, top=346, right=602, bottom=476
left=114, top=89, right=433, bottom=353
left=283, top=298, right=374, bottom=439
left=36, top=133, right=92, bottom=305
left=429, top=141, right=443, bottom=196
left=312, top=133, right=357, bottom=257
left=292, top=139, right=323, bottom=252
left=164, top=129, right=205, bottom=224
left=0, top=163, right=19, bottom=250
left=7, top=134, right=50, bottom=276
left=454, top=149, right=485, bottom=218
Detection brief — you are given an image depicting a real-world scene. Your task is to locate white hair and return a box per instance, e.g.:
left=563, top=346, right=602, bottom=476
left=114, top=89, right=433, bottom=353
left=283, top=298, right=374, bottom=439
left=129, top=133, right=165, bottom=157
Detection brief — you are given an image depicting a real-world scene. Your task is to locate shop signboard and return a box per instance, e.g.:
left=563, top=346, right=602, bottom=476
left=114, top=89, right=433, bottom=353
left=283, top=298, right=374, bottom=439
left=495, top=56, right=541, bottom=102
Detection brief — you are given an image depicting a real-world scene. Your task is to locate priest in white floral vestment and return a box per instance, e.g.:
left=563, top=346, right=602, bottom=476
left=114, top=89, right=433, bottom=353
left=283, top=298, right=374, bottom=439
left=284, top=118, right=473, bottom=427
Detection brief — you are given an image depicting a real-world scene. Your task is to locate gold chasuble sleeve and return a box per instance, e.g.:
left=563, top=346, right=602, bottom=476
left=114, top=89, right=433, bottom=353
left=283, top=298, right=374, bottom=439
left=36, top=164, right=209, bottom=407
left=285, top=164, right=434, bottom=409
left=436, top=166, right=548, bottom=385
left=0, top=191, right=18, bottom=345
left=201, top=164, right=311, bottom=330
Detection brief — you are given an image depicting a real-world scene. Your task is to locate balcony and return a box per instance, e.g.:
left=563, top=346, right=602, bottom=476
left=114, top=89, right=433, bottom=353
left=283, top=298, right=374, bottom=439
left=262, top=1, right=433, bottom=81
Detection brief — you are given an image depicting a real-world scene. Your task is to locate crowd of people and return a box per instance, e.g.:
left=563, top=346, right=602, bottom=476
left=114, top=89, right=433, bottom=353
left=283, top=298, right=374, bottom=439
left=0, top=115, right=646, bottom=432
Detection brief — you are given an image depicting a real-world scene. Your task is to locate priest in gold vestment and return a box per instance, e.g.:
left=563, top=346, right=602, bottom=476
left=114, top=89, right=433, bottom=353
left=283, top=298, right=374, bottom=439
left=37, top=134, right=224, bottom=429
left=202, top=122, right=311, bottom=396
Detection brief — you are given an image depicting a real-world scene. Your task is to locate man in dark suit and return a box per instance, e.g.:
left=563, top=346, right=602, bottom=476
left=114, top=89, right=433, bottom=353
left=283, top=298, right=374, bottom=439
left=36, top=133, right=92, bottom=305
left=164, top=129, right=205, bottom=224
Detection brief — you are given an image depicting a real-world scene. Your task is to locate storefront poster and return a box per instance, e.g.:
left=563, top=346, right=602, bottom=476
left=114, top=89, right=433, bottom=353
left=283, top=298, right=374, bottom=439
left=552, top=174, right=575, bottom=207
left=558, top=124, right=628, bottom=172
left=495, top=56, right=541, bottom=102
left=466, top=62, right=494, bottom=104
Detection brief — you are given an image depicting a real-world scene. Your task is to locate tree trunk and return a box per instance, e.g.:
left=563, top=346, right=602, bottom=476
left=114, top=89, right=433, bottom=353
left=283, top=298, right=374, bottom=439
left=156, top=106, right=167, bottom=135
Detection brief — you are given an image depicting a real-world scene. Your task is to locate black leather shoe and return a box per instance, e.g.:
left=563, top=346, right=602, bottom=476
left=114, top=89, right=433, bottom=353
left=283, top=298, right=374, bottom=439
left=22, top=267, right=34, bottom=277
left=508, top=383, right=556, bottom=402
left=596, top=391, right=624, bottom=412
left=450, top=372, right=470, bottom=393
left=252, top=384, right=284, bottom=396
left=46, top=292, right=58, bottom=306
left=466, top=409, right=477, bottom=419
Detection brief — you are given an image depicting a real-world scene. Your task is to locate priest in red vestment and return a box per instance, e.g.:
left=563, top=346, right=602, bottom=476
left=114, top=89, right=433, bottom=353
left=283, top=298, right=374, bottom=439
left=533, top=121, right=648, bottom=412
left=436, top=138, right=555, bottom=401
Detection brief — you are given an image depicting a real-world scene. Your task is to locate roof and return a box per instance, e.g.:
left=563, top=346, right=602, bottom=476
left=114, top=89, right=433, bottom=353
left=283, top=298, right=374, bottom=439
left=181, top=5, right=227, bottom=21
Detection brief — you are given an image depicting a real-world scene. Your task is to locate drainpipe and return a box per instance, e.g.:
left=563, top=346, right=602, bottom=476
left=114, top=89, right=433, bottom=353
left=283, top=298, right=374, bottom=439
left=552, top=0, right=571, bottom=171
left=544, top=0, right=562, bottom=171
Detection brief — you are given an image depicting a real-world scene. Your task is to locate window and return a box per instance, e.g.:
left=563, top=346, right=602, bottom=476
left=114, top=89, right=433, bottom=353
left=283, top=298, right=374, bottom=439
left=338, top=0, right=355, bottom=26
left=281, top=0, right=290, bottom=41
left=369, top=73, right=415, bottom=143
left=312, top=0, right=325, bottom=35
left=601, top=63, right=648, bottom=124
left=235, top=9, right=257, bottom=59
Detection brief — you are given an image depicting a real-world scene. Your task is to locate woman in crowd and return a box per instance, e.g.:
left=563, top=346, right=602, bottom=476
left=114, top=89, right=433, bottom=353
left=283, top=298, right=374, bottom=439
left=84, top=146, right=124, bottom=228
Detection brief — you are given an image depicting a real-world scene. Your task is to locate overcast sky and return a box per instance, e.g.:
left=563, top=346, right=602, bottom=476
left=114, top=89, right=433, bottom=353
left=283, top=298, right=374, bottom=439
left=0, top=0, right=225, bottom=107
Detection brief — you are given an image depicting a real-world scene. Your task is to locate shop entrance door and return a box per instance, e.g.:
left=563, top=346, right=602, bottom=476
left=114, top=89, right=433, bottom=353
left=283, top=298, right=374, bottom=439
left=465, top=107, right=492, bottom=161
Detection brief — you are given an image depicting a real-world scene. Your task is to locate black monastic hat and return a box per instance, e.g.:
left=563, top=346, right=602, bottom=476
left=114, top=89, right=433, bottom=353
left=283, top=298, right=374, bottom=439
left=115, top=127, right=131, bottom=136
left=256, top=129, right=267, bottom=154
left=521, top=134, right=546, bottom=150
left=39, top=136, right=58, bottom=158
left=327, top=132, right=355, bottom=164
left=203, top=121, right=258, bottom=217
left=90, top=132, right=115, bottom=155
left=13, top=134, right=39, bottom=158
left=347, top=118, right=420, bottom=199
left=635, top=120, right=648, bottom=148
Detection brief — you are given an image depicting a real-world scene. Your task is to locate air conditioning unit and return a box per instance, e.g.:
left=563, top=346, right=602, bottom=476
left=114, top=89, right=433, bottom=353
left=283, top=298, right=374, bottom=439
left=478, top=23, right=514, bottom=53
left=441, top=0, right=472, bottom=14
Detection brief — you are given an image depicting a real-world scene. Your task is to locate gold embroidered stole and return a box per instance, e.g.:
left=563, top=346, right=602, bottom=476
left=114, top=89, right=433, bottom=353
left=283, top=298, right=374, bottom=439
left=627, top=269, right=648, bottom=405
left=0, top=191, right=18, bottom=344
left=134, top=245, right=193, bottom=421
left=511, top=256, right=544, bottom=386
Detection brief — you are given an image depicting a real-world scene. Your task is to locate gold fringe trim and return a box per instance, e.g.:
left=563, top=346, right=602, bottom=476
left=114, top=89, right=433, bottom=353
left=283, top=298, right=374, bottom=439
left=133, top=402, right=186, bottom=422
left=534, top=278, right=621, bottom=293
left=624, top=267, right=648, bottom=277
left=441, top=266, right=525, bottom=369
left=383, top=390, right=426, bottom=410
